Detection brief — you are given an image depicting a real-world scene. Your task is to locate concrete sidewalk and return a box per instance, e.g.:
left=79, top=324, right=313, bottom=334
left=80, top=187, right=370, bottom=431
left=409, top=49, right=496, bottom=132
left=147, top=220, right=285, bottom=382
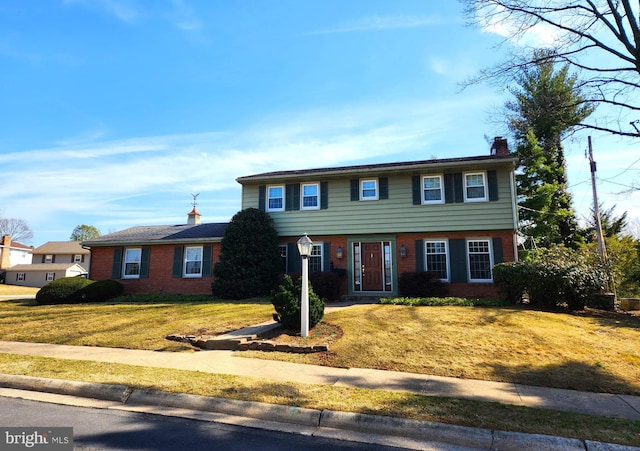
left=0, top=338, right=639, bottom=421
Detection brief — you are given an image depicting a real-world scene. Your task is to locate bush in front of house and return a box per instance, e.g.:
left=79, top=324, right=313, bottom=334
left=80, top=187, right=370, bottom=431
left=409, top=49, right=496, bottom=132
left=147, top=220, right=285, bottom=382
left=212, top=208, right=282, bottom=300
left=398, top=271, right=448, bottom=298
left=36, top=277, right=94, bottom=305
left=71, top=279, right=124, bottom=303
left=493, top=246, right=608, bottom=310
left=309, top=271, right=341, bottom=302
left=270, top=274, right=325, bottom=331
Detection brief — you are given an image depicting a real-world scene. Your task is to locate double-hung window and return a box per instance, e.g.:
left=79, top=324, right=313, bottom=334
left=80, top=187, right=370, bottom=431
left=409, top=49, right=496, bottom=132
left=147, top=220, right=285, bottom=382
left=183, top=246, right=203, bottom=277
left=123, top=248, right=142, bottom=278
left=46, top=272, right=55, bottom=282
left=360, top=179, right=378, bottom=200
left=267, top=185, right=284, bottom=211
left=422, top=175, right=444, bottom=204
left=74, top=254, right=82, bottom=263
left=44, top=254, right=53, bottom=263
left=464, top=172, right=487, bottom=202
left=425, top=240, right=449, bottom=280
left=467, top=239, right=493, bottom=281
left=301, top=183, right=319, bottom=210
left=17, top=272, right=25, bottom=281
left=309, top=243, right=323, bottom=272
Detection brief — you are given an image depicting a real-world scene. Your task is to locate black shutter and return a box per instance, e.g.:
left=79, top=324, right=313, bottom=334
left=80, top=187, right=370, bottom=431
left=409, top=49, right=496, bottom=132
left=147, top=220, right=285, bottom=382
left=81, top=255, right=85, bottom=263
left=323, top=242, right=331, bottom=271
left=412, top=176, right=421, bottom=205
left=379, top=177, right=388, bottom=199
left=258, top=185, right=266, bottom=211
left=41, top=255, right=45, bottom=263
left=454, top=173, right=464, bottom=203
left=111, top=248, right=123, bottom=279
left=172, top=246, right=184, bottom=278
left=492, top=237, right=503, bottom=264
left=202, top=245, right=213, bottom=276
left=320, top=181, right=329, bottom=209
left=52, top=255, right=56, bottom=263
left=444, top=174, right=454, bottom=204
left=287, top=243, right=301, bottom=273
left=488, top=170, right=499, bottom=201
left=140, top=247, right=150, bottom=279
left=449, top=239, right=467, bottom=283
left=350, top=179, right=359, bottom=201
left=285, top=184, right=300, bottom=211
left=414, top=240, right=424, bottom=271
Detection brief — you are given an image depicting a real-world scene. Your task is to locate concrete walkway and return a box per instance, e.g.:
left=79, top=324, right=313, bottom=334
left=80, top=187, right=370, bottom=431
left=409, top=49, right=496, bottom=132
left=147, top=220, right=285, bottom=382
left=0, top=338, right=639, bottom=422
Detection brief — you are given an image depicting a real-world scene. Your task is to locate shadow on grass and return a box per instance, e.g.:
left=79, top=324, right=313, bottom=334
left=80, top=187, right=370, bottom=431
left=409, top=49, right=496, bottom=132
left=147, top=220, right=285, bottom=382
left=488, top=359, right=639, bottom=395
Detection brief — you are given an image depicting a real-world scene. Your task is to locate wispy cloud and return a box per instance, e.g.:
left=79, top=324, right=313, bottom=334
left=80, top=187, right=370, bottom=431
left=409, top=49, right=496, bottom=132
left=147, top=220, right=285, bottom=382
left=63, top=0, right=141, bottom=24
left=167, top=0, right=202, bottom=32
left=306, top=15, right=448, bottom=35
left=476, top=4, right=558, bottom=47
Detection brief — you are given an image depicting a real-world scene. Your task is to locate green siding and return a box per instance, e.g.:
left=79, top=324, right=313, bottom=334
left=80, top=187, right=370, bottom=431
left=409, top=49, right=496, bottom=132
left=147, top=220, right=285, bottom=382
left=240, top=169, right=516, bottom=237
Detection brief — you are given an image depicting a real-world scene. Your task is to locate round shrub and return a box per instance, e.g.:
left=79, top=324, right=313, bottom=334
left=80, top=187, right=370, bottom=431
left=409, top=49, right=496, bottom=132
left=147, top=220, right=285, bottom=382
left=270, top=274, right=325, bottom=331
left=36, top=277, right=94, bottom=305
left=71, top=279, right=124, bottom=303
left=398, top=271, right=448, bottom=298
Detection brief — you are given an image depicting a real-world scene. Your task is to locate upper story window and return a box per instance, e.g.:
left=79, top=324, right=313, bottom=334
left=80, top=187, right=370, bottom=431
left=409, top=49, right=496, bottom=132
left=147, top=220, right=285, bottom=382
left=464, top=172, right=487, bottom=202
left=74, top=254, right=82, bottom=263
left=267, top=185, right=284, bottom=211
left=360, top=179, right=378, bottom=200
left=301, top=183, right=320, bottom=210
left=44, top=254, right=53, bottom=263
left=422, top=175, right=444, bottom=204
left=467, top=239, right=493, bottom=282
left=183, top=246, right=203, bottom=278
left=123, top=248, right=142, bottom=279
left=425, top=240, right=449, bottom=281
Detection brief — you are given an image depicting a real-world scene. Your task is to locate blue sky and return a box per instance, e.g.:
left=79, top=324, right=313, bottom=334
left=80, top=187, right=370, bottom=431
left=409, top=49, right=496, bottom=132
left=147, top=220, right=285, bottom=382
left=1, top=0, right=638, bottom=246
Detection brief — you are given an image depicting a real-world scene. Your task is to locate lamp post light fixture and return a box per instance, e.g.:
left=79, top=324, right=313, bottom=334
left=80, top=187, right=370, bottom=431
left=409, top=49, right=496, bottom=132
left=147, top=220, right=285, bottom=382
left=297, top=233, right=313, bottom=338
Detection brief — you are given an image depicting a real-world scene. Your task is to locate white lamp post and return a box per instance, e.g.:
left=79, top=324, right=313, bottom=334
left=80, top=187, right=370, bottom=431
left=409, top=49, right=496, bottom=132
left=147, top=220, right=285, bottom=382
left=297, top=233, right=313, bottom=338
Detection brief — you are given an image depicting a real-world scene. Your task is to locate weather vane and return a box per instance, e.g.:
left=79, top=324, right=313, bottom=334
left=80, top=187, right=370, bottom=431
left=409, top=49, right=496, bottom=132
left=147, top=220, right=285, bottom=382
left=191, top=193, right=200, bottom=209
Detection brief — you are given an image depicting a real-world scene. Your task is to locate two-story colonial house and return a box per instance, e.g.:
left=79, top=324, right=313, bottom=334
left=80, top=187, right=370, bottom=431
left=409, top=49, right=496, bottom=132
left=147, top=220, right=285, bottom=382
left=236, top=137, right=518, bottom=298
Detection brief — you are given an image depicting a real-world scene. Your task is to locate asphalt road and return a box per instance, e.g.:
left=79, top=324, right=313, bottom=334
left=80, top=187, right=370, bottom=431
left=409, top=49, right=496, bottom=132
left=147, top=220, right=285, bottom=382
left=0, top=397, right=415, bottom=451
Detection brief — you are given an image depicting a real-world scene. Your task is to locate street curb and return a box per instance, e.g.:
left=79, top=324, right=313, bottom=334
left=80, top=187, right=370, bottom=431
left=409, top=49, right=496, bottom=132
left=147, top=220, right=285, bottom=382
left=1, top=374, right=637, bottom=450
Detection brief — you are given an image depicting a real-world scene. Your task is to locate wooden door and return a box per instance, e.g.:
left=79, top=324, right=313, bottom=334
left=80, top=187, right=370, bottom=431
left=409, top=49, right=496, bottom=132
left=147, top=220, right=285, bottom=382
left=361, top=242, right=383, bottom=291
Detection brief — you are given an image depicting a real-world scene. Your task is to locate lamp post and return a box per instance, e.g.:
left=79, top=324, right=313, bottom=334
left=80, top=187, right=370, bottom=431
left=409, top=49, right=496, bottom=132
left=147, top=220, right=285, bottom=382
left=297, top=233, right=313, bottom=337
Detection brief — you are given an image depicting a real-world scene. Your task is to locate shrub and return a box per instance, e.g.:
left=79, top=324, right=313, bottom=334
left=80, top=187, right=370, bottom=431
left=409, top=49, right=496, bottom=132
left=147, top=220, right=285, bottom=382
left=309, top=271, right=341, bottom=302
left=270, top=274, right=325, bottom=331
left=71, top=279, right=124, bottom=303
left=36, top=277, right=94, bottom=305
left=212, top=208, right=282, bottom=300
left=492, top=262, right=529, bottom=304
left=398, top=271, right=448, bottom=297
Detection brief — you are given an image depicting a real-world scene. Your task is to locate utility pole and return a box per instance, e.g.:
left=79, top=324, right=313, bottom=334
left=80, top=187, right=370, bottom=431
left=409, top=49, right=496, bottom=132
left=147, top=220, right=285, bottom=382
left=588, top=136, right=607, bottom=260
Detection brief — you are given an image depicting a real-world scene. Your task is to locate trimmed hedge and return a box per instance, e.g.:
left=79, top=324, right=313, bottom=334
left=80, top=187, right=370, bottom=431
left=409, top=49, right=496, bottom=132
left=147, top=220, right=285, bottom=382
left=36, top=277, right=94, bottom=305
left=71, top=279, right=124, bottom=303
left=398, top=271, right=448, bottom=298
left=270, top=274, right=325, bottom=331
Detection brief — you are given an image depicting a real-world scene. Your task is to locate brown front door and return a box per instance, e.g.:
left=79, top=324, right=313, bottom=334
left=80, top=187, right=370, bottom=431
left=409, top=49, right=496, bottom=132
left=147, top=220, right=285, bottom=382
left=362, top=242, right=383, bottom=291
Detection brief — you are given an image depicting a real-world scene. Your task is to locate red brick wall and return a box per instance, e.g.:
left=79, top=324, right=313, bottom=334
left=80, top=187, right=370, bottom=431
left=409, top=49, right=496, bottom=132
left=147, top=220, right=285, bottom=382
left=89, top=244, right=220, bottom=295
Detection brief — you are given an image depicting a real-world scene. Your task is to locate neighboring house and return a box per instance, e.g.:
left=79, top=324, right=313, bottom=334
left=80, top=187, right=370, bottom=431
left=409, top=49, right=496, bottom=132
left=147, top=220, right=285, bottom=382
left=0, top=235, right=33, bottom=270
left=5, top=263, right=87, bottom=288
left=32, top=241, right=91, bottom=271
left=236, top=137, right=518, bottom=298
left=83, top=209, right=227, bottom=295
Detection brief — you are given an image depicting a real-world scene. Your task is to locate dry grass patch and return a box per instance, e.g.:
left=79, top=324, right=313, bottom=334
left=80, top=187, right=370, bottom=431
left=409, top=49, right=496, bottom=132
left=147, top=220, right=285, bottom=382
left=0, top=285, right=39, bottom=296
left=246, top=304, right=640, bottom=395
left=0, top=353, right=638, bottom=447
left=0, top=297, right=273, bottom=351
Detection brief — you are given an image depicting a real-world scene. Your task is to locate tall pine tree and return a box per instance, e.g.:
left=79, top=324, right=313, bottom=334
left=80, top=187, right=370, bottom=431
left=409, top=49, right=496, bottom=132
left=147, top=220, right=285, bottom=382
left=507, top=51, right=594, bottom=248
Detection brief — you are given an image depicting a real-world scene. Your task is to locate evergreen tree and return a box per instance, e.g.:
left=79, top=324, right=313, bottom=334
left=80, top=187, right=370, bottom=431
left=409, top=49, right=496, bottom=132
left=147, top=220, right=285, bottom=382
left=507, top=52, right=593, bottom=248
left=212, top=208, right=282, bottom=300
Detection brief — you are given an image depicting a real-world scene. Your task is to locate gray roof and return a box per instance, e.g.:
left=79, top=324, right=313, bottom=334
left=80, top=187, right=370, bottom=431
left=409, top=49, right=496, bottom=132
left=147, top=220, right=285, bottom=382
left=33, top=241, right=89, bottom=255
left=7, top=263, right=87, bottom=272
left=83, top=222, right=228, bottom=247
left=236, top=154, right=517, bottom=183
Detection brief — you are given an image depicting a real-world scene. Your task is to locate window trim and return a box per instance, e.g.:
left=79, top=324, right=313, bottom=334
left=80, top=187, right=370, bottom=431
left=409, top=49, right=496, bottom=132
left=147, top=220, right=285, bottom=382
left=183, top=246, right=203, bottom=278
left=301, top=182, right=320, bottom=210
left=421, top=175, right=444, bottom=205
left=122, top=248, right=142, bottom=279
left=464, top=171, right=488, bottom=202
left=44, top=254, right=53, bottom=263
left=466, top=238, right=493, bottom=282
left=46, top=272, right=55, bottom=282
left=309, top=242, right=323, bottom=272
left=16, top=272, right=25, bottom=281
left=360, top=179, right=379, bottom=201
left=74, top=254, right=82, bottom=263
left=424, top=239, right=450, bottom=281
left=266, top=185, right=285, bottom=212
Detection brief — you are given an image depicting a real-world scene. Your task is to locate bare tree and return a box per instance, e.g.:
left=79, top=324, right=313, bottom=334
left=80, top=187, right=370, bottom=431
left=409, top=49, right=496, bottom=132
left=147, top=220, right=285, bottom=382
left=461, top=0, right=640, bottom=137
left=0, top=217, right=34, bottom=243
